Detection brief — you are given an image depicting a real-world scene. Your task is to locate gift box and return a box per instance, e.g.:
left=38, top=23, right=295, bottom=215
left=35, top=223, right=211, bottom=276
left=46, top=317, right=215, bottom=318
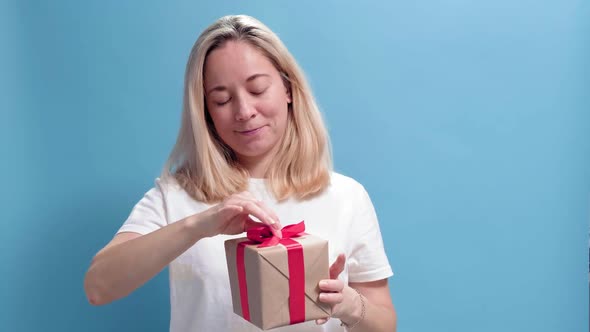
left=224, top=221, right=331, bottom=330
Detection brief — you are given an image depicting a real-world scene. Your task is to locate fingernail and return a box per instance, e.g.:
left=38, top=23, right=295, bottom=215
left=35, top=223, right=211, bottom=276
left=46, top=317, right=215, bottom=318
left=319, top=280, right=328, bottom=287
left=275, top=229, right=283, bottom=239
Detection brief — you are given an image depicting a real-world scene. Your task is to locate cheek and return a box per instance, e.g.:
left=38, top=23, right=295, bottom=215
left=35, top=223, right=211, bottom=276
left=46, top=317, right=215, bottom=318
left=261, top=95, right=289, bottom=121
left=208, top=112, right=232, bottom=136
left=276, top=103, right=290, bottom=128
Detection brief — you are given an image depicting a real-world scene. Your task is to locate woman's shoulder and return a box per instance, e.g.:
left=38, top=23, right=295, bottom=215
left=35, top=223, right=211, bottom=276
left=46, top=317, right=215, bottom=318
left=152, top=175, right=195, bottom=203
left=154, top=175, right=182, bottom=192
left=329, top=171, right=367, bottom=195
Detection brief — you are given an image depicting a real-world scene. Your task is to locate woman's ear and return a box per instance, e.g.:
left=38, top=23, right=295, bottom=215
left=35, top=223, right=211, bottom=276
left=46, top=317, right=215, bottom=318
left=280, top=72, right=292, bottom=104
left=286, top=88, right=292, bottom=104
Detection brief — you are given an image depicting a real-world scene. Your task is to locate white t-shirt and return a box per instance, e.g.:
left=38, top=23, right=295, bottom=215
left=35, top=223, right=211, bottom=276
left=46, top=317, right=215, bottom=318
left=118, top=172, right=393, bottom=332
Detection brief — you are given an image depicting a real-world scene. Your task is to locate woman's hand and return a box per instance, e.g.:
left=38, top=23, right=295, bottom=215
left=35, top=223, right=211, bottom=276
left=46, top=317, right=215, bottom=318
left=192, top=191, right=283, bottom=238
left=316, top=254, right=362, bottom=326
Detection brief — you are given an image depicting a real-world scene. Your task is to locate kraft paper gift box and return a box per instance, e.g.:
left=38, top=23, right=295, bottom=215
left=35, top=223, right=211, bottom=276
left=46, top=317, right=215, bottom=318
left=224, top=221, right=331, bottom=330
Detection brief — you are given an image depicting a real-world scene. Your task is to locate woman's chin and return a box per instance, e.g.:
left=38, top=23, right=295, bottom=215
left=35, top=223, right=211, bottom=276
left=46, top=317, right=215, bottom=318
left=235, top=146, right=275, bottom=161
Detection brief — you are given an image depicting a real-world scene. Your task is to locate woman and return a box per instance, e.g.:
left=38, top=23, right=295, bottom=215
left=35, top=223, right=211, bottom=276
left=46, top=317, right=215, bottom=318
left=84, top=15, right=396, bottom=331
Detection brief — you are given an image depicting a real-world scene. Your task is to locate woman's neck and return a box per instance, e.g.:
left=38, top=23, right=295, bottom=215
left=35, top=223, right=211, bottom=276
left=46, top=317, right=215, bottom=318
left=237, top=145, right=280, bottom=178
left=240, top=158, right=269, bottom=178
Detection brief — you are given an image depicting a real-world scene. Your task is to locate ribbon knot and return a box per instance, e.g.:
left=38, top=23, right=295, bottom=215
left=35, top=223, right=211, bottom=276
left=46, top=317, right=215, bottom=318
left=246, top=220, right=306, bottom=248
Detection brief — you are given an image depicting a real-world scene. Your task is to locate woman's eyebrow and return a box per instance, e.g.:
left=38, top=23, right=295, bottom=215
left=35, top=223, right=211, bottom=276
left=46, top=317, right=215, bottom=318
left=206, top=85, right=227, bottom=95
left=246, top=73, right=270, bottom=82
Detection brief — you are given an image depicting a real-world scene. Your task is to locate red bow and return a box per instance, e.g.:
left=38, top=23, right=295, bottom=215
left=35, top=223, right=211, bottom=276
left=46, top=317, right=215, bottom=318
left=246, top=220, right=306, bottom=247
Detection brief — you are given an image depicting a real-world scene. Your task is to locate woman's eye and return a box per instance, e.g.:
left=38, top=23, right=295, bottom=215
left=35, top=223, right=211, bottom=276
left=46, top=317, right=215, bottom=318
left=215, top=98, right=231, bottom=106
left=251, top=87, right=268, bottom=96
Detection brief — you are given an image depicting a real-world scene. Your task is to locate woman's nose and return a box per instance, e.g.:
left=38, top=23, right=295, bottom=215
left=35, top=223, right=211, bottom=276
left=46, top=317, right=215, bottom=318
left=234, top=96, right=256, bottom=121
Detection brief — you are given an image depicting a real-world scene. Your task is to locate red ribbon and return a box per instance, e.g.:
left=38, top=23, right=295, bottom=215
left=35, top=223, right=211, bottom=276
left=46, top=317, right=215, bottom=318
left=236, top=221, right=307, bottom=325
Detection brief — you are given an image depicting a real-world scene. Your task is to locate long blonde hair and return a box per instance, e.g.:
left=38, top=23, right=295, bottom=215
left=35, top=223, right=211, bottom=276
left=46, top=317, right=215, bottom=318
left=161, top=15, right=332, bottom=203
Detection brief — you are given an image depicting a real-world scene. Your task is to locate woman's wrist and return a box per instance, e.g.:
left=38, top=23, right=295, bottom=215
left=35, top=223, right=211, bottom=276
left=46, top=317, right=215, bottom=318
left=183, top=210, right=215, bottom=239
left=339, top=286, right=365, bottom=328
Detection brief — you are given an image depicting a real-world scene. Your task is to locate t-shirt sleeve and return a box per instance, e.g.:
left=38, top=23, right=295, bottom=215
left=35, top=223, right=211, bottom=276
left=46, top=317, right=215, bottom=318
left=117, top=178, right=168, bottom=235
left=347, top=185, right=394, bottom=283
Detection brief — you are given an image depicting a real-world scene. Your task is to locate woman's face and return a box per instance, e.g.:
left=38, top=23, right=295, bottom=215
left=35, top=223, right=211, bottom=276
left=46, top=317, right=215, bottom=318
left=203, top=40, right=291, bottom=167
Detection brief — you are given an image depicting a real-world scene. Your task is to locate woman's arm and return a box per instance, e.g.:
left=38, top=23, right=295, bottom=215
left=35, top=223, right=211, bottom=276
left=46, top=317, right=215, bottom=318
left=317, top=254, right=396, bottom=331
left=84, top=191, right=282, bottom=306
left=83, top=216, right=207, bottom=306
left=344, top=279, right=397, bottom=332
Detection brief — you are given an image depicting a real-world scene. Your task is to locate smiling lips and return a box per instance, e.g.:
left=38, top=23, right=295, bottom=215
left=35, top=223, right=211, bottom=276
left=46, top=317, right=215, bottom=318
left=237, top=126, right=264, bottom=136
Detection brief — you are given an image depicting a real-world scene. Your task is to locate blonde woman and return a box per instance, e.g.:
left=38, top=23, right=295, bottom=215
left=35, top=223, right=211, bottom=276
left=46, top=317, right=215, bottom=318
left=84, top=15, right=396, bottom=332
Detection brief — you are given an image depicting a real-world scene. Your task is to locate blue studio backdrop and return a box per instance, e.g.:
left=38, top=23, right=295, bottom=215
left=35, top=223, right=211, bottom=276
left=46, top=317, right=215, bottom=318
left=1, top=1, right=588, bottom=331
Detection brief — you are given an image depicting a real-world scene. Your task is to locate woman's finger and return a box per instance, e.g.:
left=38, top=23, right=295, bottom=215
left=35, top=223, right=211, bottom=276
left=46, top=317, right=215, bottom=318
left=318, top=279, right=344, bottom=292
left=318, top=292, right=344, bottom=304
left=237, top=193, right=282, bottom=229
left=240, top=201, right=283, bottom=238
left=329, top=254, right=346, bottom=279
left=242, top=215, right=262, bottom=232
left=253, top=199, right=281, bottom=229
left=242, top=201, right=277, bottom=226
left=315, top=318, right=329, bottom=325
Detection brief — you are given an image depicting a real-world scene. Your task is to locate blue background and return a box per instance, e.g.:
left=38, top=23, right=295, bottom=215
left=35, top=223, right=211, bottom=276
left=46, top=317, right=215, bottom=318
left=1, top=1, right=588, bottom=331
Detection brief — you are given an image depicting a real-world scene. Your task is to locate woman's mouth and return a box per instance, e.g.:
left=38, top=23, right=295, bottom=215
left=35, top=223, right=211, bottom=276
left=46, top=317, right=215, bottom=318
left=237, top=126, right=264, bottom=136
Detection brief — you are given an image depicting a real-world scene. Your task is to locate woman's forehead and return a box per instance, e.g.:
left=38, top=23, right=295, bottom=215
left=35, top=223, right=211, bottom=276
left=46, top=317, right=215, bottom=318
left=204, top=41, right=277, bottom=87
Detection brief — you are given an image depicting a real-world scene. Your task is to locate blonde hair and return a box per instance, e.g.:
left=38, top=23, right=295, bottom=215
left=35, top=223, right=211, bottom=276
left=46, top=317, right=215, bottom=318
left=161, top=15, right=332, bottom=203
